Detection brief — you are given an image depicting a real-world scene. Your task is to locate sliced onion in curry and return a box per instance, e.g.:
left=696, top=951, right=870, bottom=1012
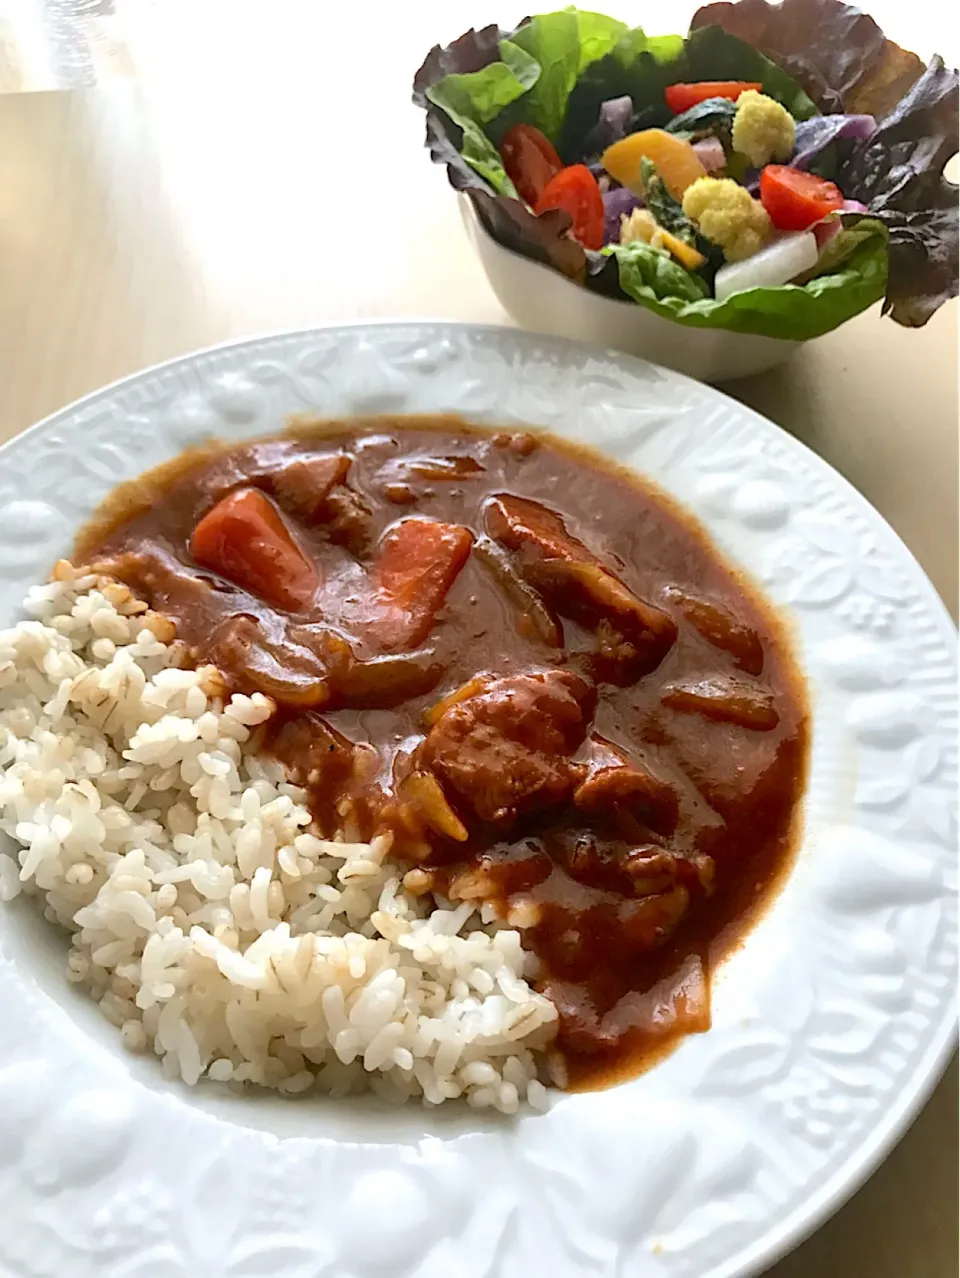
left=662, top=584, right=765, bottom=675
left=662, top=676, right=781, bottom=730
left=473, top=534, right=564, bottom=647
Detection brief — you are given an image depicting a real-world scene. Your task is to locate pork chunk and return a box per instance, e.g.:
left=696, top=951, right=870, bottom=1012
left=266, top=452, right=373, bottom=554
left=573, top=735, right=680, bottom=834
left=419, top=670, right=593, bottom=823
left=270, top=454, right=351, bottom=522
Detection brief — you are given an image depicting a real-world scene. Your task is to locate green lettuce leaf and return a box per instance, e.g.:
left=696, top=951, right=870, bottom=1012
left=664, top=96, right=738, bottom=142
left=424, top=40, right=542, bottom=193
left=507, top=9, right=627, bottom=140
left=610, top=222, right=889, bottom=340
left=681, top=25, right=819, bottom=121
left=610, top=242, right=711, bottom=303
left=422, top=10, right=817, bottom=187
left=810, top=216, right=888, bottom=277
left=423, top=9, right=631, bottom=187
left=412, top=25, right=505, bottom=107
left=415, top=18, right=592, bottom=280
left=559, top=20, right=817, bottom=158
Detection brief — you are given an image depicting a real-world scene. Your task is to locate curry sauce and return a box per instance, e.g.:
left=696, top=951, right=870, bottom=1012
left=78, top=416, right=808, bottom=1089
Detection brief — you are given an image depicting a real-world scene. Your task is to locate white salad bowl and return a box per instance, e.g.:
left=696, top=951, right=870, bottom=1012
left=461, top=194, right=803, bottom=382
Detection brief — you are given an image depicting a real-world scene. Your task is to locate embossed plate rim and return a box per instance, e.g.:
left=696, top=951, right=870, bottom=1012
left=0, top=322, right=955, bottom=1278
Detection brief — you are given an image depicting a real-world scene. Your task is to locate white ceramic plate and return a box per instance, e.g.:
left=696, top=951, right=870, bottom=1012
left=0, top=323, right=955, bottom=1278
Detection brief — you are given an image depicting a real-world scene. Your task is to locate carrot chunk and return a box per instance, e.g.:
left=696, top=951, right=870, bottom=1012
left=369, top=517, right=473, bottom=649
left=190, top=487, right=319, bottom=612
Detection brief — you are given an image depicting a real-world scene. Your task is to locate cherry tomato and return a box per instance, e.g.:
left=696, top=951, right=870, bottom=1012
left=759, top=164, right=845, bottom=231
left=534, top=164, right=605, bottom=251
left=190, top=488, right=319, bottom=612
left=499, top=124, right=563, bottom=207
left=664, top=81, right=763, bottom=113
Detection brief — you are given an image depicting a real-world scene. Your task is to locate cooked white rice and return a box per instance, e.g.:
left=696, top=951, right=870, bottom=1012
left=0, top=563, right=557, bottom=1110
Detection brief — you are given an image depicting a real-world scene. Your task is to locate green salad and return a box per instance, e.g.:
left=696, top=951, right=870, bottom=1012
left=413, top=0, right=958, bottom=339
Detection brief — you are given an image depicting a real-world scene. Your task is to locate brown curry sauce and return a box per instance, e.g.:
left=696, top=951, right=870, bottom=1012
left=77, top=416, right=808, bottom=1090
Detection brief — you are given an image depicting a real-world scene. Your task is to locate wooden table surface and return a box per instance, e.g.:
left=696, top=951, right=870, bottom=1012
left=0, top=3, right=956, bottom=1275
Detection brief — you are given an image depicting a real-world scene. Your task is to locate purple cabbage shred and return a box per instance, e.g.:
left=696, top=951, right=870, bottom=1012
left=602, top=186, right=644, bottom=244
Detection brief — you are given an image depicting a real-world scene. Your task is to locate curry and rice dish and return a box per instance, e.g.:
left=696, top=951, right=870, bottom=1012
left=0, top=418, right=807, bottom=1108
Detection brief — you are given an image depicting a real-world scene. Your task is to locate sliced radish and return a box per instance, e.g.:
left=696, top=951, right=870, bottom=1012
left=692, top=136, right=726, bottom=172
left=714, top=231, right=819, bottom=301
left=813, top=215, right=842, bottom=249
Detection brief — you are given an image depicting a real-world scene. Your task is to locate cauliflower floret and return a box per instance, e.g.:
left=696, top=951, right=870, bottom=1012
left=620, top=208, right=657, bottom=246
left=731, top=90, right=796, bottom=168
left=681, top=177, right=772, bottom=262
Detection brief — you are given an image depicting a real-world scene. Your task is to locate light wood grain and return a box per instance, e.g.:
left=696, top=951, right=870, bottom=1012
left=0, top=6, right=956, bottom=1274
left=1, top=82, right=955, bottom=609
